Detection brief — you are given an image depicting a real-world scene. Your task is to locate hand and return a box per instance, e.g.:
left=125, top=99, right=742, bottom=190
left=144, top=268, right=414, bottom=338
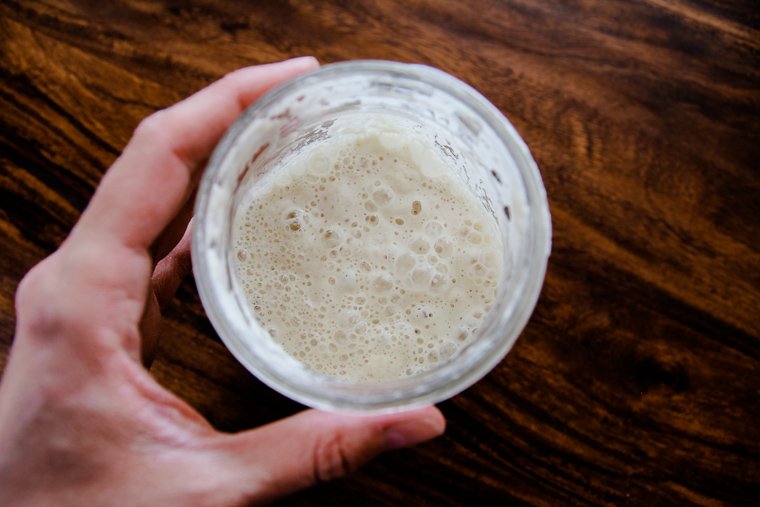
left=0, top=57, right=445, bottom=507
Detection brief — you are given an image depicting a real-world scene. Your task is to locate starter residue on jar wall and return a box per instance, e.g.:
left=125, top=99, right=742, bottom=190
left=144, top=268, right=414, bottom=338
left=232, top=115, right=504, bottom=381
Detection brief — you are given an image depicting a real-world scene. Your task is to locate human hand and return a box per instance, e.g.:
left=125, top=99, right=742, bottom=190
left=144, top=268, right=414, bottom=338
left=0, top=57, right=445, bottom=506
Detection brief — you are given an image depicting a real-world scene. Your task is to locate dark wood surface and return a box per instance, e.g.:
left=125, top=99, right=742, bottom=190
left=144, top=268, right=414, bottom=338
left=2, top=1, right=758, bottom=505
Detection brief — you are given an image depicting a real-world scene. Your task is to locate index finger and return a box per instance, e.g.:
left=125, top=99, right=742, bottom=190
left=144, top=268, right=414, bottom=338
left=73, top=57, right=319, bottom=252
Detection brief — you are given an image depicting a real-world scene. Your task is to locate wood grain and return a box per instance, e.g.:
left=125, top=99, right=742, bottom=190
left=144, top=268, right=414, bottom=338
left=1, top=1, right=758, bottom=505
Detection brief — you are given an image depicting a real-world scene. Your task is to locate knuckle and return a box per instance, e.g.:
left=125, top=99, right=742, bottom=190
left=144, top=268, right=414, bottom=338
left=15, top=258, right=70, bottom=338
left=219, top=69, right=242, bottom=87
left=312, top=433, right=355, bottom=483
left=219, top=70, right=236, bottom=84
left=132, top=110, right=192, bottom=173
left=16, top=258, right=55, bottom=309
left=134, top=110, right=170, bottom=142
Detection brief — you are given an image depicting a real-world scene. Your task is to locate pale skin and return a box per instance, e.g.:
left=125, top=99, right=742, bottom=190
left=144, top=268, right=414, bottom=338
left=0, top=57, right=445, bottom=506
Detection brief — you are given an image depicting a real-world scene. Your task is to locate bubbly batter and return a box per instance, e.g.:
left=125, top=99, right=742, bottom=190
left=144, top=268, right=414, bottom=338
left=233, top=115, right=503, bottom=381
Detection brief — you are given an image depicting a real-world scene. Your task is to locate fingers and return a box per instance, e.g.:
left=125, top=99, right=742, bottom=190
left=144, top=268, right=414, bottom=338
left=150, top=184, right=197, bottom=264
left=139, top=290, right=162, bottom=367
left=152, top=222, right=193, bottom=308
left=139, top=222, right=193, bottom=365
left=72, top=57, right=319, bottom=254
left=213, top=407, right=445, bottom=504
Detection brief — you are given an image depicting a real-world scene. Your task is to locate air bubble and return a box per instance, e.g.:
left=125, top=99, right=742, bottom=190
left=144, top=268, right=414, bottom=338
left=411, top=267, right=433, bottom=289
left=372, top=273, right=393, bottom=292
left=339, top=310, right=361, bottom=328
left=396, top=253, right=416, bottom=274
left=384, top=305, right=399, bottom=317
left=321, top=227, right=343, bottom=248
left=285, top=209, right=307, bottom=232
left=470, top=262, right=487, bottom=278
left=439, top=342, right=457, bottom=361
left=478, top=250, right=500, bottom=270
left=434, top=238, right=453, bottom=257
left=430, top=273, right=448, bottom=291
left=372, top=188, right=392, bottom=205
left=411, top=238, right=430, bottom=254
left=424, top=221, right=444, bottom=237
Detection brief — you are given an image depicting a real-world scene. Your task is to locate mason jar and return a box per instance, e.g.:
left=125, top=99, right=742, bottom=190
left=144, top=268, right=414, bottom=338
left=192, top=60, right=551, bottom=412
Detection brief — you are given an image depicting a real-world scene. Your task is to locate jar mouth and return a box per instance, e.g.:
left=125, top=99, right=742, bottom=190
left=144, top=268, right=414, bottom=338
left=193, top=60, right=552, bottom=413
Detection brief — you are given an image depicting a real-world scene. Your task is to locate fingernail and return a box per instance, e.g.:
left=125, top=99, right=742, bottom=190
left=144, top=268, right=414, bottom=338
left=384, top=415, right=445, bottom=450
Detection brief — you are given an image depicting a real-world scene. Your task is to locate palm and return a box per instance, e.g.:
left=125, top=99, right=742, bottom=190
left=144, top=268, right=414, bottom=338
left=0, top=58, right=444, bottom=507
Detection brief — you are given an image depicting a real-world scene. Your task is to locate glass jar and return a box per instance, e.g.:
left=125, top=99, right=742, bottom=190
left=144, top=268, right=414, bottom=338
left=192, top=60, right=551, bottom=412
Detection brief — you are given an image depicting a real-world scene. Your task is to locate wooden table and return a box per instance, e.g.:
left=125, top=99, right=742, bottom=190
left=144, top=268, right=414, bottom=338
left=2, top=1, right=758, bottom=504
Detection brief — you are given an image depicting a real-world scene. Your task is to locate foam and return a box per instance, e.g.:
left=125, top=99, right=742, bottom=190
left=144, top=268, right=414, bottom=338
left=232, top=115, right=503, bottom=381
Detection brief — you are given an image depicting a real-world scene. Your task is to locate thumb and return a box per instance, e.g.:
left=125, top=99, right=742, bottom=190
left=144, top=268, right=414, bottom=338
left=213, top=407, right=445, bottom=504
